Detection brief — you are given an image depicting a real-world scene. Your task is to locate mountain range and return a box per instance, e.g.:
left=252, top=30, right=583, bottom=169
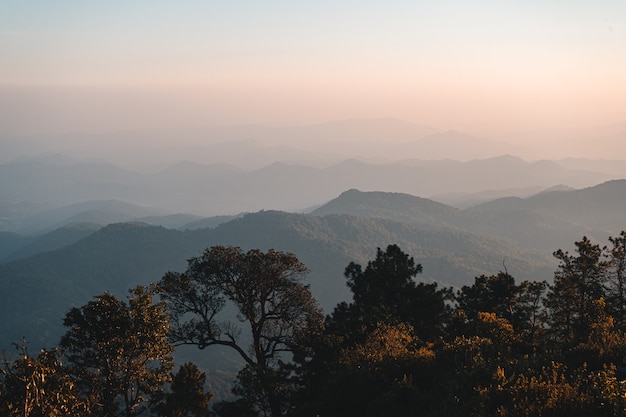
left=3, top=118, right=626, bottom=383
left=3, top=178, right=626, bottom=352
left=4, top=118, right=626, bottom=229
left=1, top=153, right=621, bottom=234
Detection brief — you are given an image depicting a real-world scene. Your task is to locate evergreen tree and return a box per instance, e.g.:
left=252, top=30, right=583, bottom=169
left=296, top=245, right=449, bottom=416
left=514, top=279, right=548, bottom=352
left=606, top=231, right=626, bottom=330
left=159, top=362, right=212, bottom=417
left=545, top=237, right=607, bottom=347
left=328, top=244, right=448, bottom=343
left=455, top=272, right=517, bottom=321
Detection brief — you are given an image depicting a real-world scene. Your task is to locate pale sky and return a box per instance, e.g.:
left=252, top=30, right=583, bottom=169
left=1, top=1, right=626, bottom=143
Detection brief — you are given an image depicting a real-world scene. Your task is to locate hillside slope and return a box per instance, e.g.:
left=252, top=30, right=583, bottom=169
left=312, top=186, right=625, bottom=252
left=0, top=211, right=554, bottom=350
left=466, top=179, right=626, bottom=247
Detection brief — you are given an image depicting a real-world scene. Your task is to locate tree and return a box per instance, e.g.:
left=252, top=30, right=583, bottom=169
left=514, top=279, right=548, bottom=352
left=158, top=246, right=323, bottom=417
left=213, top=364, right=293, bottom=417
left=545, top=237, right=607, bottom=347
left=158, top=362, right=212, bottom=417
left=59, top=285, right=174, bottom=417
left=0, top=343, right=89, bottom=417
left=328, top=244, right=448, bottom=342
left=606, top=231, right=626, bottom=330
left=345, top=244, right=422, bottom=324
left=297, top=245, right=450, bottom=416
left=453, top=273, right=549, bottom=353
left=455, top=272, right=517, bottom=322
left=292, top=322, right=438, bottom=417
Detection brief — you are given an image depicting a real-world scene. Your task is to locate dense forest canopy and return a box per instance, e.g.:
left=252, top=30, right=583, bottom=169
left=3, top=233, right=626, bottom=416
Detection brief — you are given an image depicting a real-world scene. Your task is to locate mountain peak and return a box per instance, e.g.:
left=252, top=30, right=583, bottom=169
left=311, top=189, right=459, bottom=228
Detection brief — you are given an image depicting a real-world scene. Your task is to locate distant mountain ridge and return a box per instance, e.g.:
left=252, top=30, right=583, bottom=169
left=2, top=129, right=622, bottom=230
left=6, top=118, right=626, bottom=168
left=310, top=183, right=626, bottom=252
left=395, top=131, right=531, bottom=161
left=0, top=208, right=555, bottom=351
left=469, top=179, right=626, bottom=234
left=3, top=177, right=624, bottom=261
left=2, top=222, right=101, bottom=262
left=10, top=200, right=165, bottom=234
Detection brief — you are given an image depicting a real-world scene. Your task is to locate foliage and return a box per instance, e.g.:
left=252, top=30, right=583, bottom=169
left=480, top=362, right=593, bottom=417
left=158, top=246, right=323, bottom=417
left=158, top=362, right=213, bottom=417
left=293, top=322, right=436, bottom=417
left=545, top=236, right=607, bottom=347
left=0, top=343, right=89, bottom=417
left=456, top=272, right=517, bottom=321
left=292, top=236, right=626, bottom=416
left=327, top=244, right=449, bottom=344
left=513, top=279, right=548, bottom=352
left=9, top=230, right=626, bottom=417
left=606, top=231, right=626, bottom=329
left=213, top=364, right=295, bottom=417
left=59, top=285, right=173, bottom=417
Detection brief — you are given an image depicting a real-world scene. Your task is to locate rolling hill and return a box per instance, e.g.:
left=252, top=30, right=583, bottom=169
left=2, top=179, right=626, bottom=353
left=1, top=222, right=102, bottom=262
left=311, top=184, right=626, bottom=252
left=311, top=188, right=461, bottom=228
left=466, top=179, right=626, bottom=247
left=0, top=209, right=555, bottom=352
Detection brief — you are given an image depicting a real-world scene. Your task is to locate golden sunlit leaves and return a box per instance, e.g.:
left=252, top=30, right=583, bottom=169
left=339, top=322, right=435, bottom=369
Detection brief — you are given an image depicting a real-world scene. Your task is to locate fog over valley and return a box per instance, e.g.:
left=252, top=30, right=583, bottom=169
left=2, top=2, right=626, bottom=415
left=2, top=117, right=626, bottom=221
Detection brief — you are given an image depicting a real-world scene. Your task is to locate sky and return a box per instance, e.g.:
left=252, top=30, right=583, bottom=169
left=1, top=1, right=626, bottom=145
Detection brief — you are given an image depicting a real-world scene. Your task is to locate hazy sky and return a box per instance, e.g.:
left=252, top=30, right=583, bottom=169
left=1, top=1, right=626, bottom=141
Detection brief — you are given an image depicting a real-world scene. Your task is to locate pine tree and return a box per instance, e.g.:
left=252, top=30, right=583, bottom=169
left=159, top=362, right=212, bottom=417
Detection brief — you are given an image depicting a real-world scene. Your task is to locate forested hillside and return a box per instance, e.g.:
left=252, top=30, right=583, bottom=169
left=0, top=209, right=554, bottom=350
left=3, top=181, right=626, bottom=351
left=315, top=182, right=626, bottom=251
left=2, top=184, right=626, bottom=416
left=3, top=236, right=626, bottom=416
left=4, top=0, right=626, bottom=413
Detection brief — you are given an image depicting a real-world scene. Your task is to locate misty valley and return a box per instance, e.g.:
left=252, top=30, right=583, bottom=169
left=2, top=120, right=626, bottom=416
left=4, top=0, right=626, bottom=414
